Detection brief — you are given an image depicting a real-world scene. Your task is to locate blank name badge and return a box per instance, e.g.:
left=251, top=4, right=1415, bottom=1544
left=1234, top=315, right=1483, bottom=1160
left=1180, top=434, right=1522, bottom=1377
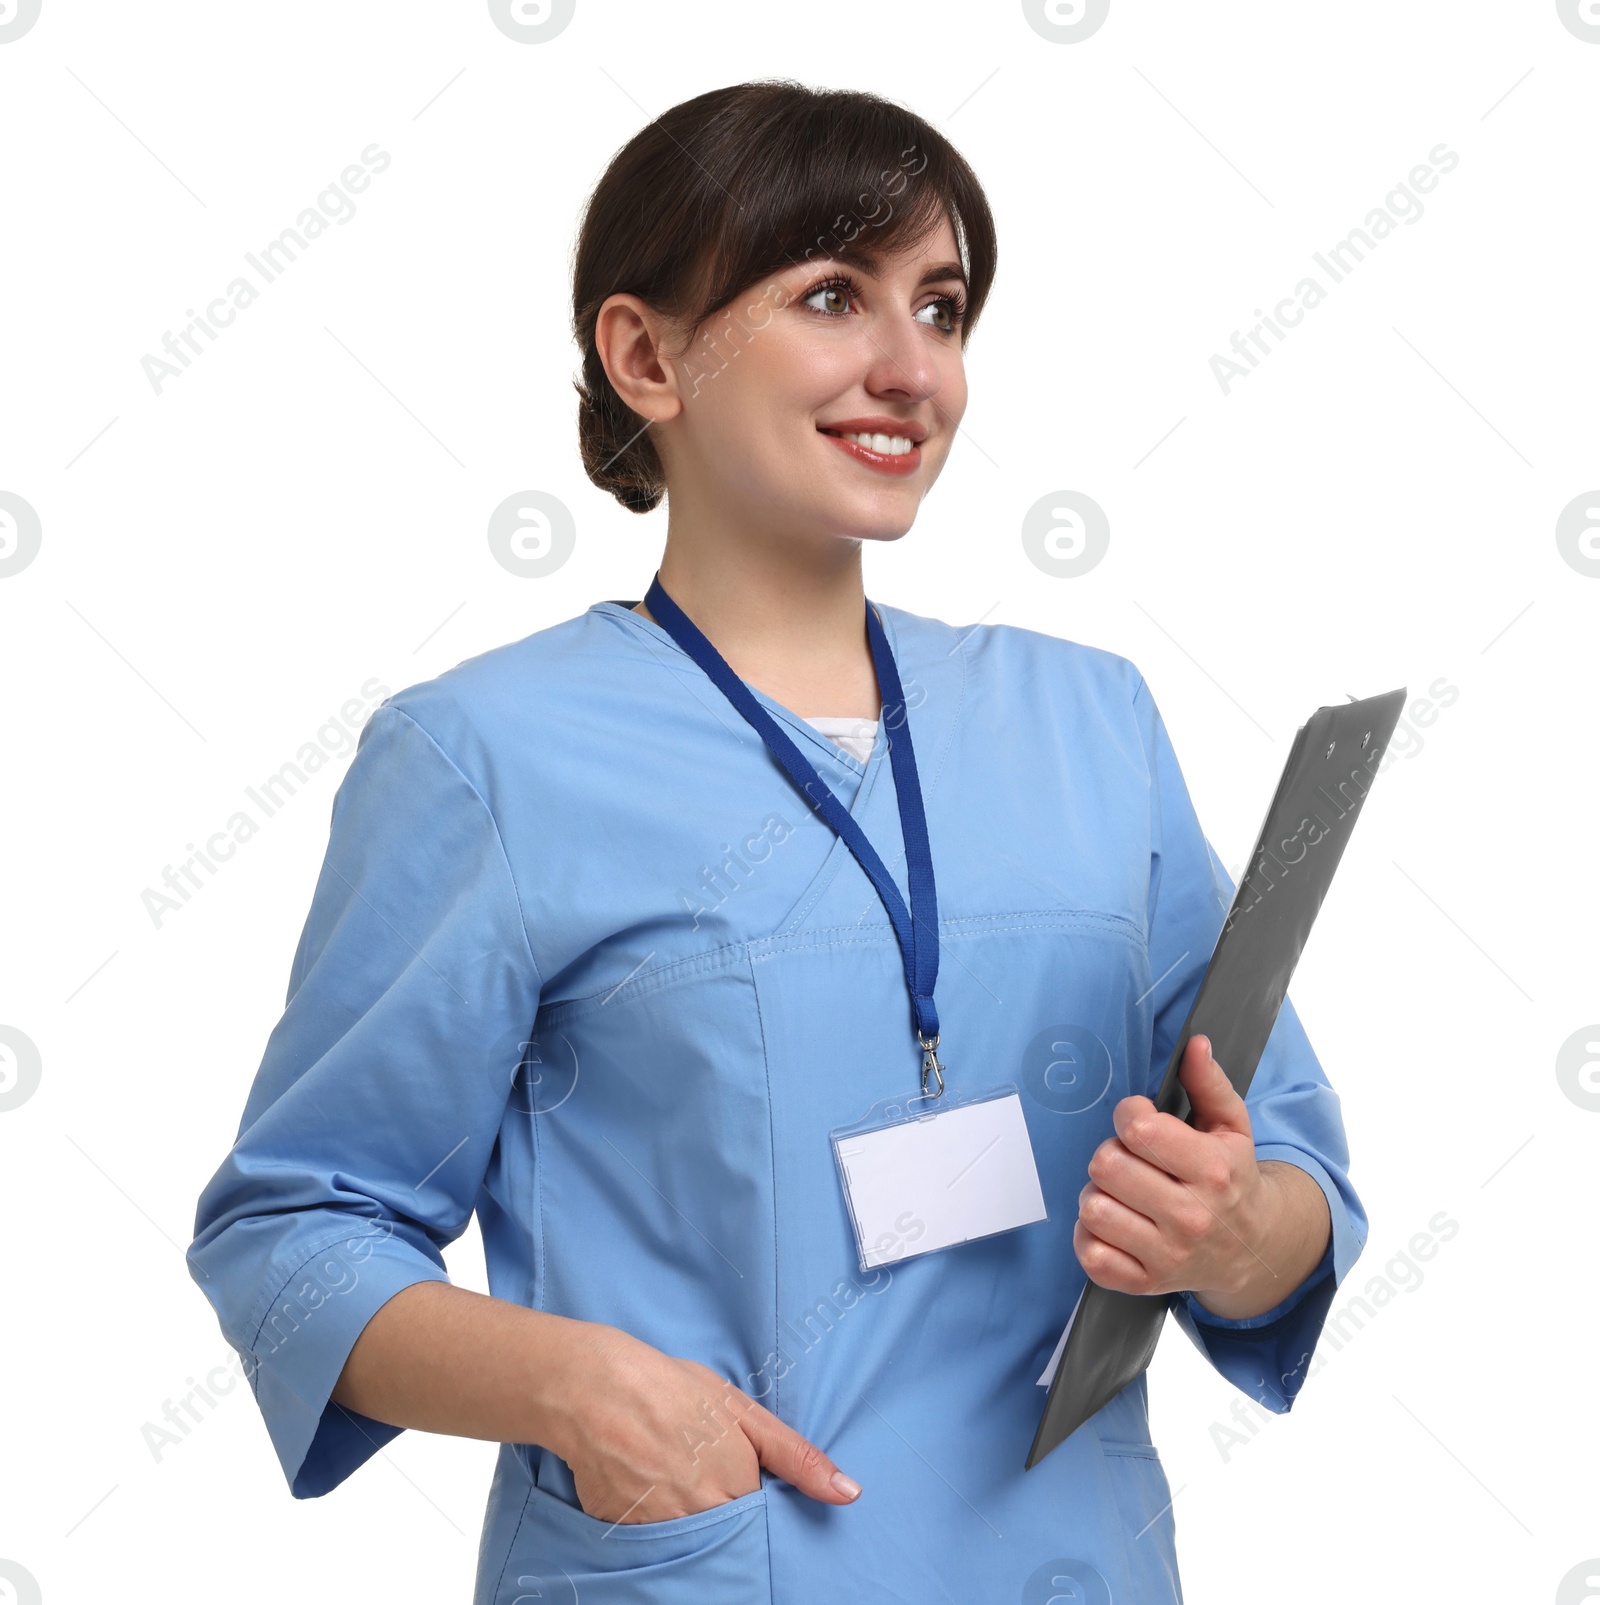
left=831, top=1085, right=1049, bottom=1271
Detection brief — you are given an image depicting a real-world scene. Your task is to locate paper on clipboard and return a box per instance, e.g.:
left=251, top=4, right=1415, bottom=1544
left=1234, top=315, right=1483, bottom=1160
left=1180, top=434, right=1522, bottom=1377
left=1037, top=1284, right=1085, bottom=1387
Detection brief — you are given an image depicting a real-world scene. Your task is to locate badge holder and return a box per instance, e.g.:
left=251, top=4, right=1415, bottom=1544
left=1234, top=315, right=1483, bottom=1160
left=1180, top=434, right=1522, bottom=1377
left=830, top=1081, right=1050, bottom=1274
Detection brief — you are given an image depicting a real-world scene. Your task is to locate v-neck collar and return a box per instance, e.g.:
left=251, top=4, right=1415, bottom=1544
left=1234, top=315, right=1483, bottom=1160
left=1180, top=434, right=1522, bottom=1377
left=590, top=593, right=969, bottom=936
left=591, top=597, right=891, bottom=777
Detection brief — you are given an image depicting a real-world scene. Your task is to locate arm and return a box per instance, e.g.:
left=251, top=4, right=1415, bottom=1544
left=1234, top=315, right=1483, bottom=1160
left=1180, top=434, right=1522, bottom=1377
left=187, top=703, right=545, bottom=1497
left=331, top=1275, right=862, bottom=1522
left=329, top=1282, right=596, bottom=1448
left=187, top=701, right=856, bottom=1515
left=1110, top=674, right=1368, bottom=1410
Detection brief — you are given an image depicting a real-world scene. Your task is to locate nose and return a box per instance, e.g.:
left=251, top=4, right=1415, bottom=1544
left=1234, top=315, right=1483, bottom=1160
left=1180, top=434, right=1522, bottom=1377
left=858, top=312, right=946, bottom=414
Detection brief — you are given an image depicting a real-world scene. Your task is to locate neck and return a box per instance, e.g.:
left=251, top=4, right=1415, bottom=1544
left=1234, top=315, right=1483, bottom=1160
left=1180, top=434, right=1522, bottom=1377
left=635, top=534, right=882, bottom=720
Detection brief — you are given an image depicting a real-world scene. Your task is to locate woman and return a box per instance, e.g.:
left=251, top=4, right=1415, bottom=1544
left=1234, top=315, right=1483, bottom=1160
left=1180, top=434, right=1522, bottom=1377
left=189, top=80, right=1362, bottom=1604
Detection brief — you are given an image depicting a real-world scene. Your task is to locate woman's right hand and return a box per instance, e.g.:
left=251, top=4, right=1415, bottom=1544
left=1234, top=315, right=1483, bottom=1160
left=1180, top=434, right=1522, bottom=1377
left=547, top=1322, right=863, bottom=1525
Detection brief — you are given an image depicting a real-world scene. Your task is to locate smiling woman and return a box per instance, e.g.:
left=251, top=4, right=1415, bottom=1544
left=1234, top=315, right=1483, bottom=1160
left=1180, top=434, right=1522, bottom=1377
left=569, top=82, right=995, bottom=518
left=188, top=77, right=1365, bottom=1605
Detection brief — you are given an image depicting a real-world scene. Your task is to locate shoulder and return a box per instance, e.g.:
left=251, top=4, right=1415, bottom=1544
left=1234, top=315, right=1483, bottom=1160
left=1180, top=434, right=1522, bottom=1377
left=874, top=601, right=1147, bottom=708
left=358, top=604, right=637, bottom=786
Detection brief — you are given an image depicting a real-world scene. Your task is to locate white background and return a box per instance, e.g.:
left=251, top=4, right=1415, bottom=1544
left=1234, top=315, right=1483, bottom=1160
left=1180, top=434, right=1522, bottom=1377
left=2, top=2, right=1596, bottom=1601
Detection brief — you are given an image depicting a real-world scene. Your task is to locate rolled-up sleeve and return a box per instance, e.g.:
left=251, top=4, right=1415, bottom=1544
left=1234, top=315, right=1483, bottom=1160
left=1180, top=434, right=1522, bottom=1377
left=187, top=702, right=542, bottom=1497
left=1132, top=674, right=1368, bottom=1413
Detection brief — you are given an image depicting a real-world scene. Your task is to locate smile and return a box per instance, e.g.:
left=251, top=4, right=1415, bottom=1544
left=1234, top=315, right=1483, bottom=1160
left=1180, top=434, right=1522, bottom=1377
left=820, top=428, right=916, bottom=456
left=818, top=428, right=923, bottom=476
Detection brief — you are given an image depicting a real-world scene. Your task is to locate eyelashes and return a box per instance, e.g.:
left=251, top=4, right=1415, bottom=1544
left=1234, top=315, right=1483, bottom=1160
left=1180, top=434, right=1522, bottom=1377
left=799, top=270, right=967, bottom=333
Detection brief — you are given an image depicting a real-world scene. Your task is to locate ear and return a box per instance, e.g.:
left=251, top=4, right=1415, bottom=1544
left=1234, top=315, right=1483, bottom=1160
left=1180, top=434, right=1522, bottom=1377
left=595, top=293, right=685, bottom=425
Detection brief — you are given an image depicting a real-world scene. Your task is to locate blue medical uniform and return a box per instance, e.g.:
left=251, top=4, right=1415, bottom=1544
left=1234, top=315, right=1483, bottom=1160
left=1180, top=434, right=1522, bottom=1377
left=188, top=599, right=1366, bottom=1604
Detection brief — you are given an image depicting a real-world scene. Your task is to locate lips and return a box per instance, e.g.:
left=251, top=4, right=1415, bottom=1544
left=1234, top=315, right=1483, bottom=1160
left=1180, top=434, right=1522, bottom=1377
left=818, top=427, right=923, bottom=477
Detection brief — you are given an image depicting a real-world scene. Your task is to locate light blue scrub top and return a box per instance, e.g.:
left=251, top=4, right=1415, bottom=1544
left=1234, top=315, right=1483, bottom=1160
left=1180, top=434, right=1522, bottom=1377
left=188, top=599, right=1366, bottom=1605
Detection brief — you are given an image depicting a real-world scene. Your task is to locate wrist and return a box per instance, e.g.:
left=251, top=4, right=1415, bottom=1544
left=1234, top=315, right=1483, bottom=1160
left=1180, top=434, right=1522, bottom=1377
left=530, top=1314, right=618, bottom=1460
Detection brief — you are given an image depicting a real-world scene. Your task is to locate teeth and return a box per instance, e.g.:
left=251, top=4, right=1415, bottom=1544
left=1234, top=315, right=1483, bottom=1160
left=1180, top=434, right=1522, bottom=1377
left=826, top=429, right=916, bottom=457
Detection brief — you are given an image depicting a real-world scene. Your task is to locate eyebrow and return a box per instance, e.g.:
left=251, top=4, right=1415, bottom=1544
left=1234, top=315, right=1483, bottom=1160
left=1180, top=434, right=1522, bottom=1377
left=821, top=248, right=968, bottom=292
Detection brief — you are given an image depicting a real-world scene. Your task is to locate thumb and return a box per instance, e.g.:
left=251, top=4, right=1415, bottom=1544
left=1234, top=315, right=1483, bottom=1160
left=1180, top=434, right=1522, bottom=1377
left=738, top=1400, right=862, bottom=1505
left=1181, top=1034, right=1251, bottom=1136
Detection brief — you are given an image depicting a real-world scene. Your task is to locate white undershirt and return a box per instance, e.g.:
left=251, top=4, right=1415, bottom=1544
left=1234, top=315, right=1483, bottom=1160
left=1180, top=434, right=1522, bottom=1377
left=803, top=715, right=878, bottom=763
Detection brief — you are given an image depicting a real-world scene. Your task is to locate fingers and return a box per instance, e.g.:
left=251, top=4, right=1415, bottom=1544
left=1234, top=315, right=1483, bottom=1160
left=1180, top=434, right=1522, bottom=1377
left=736, top=1395, right=861, bottom=1505
left=1110, top=1097, right=1214, bottom=1184
left=1073, top=1215, right=1152, bottom=1293
left=1111, top=1042, right=1251, bottom=1180
left=1179, top=1034, right=1252, bottom=1138
left=1081, top=1150, right=1190, bottom=1237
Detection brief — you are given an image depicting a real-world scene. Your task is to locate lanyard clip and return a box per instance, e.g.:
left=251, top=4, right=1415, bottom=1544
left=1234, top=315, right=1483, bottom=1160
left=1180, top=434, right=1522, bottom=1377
left=918, top=1031, right=946, bottom=1099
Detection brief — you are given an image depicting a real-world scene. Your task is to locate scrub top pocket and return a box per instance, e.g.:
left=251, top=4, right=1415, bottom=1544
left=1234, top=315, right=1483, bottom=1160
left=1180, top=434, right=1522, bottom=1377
left=1098, top=1439, right=1181, bottom=1602
left=494, top=1471, right=772, bottom=1605
left=1093, top=1380, right=1183, bottom=1602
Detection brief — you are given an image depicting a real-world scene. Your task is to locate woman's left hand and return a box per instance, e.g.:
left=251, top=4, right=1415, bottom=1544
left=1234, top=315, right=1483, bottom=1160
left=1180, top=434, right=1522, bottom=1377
left=1073, top=1034, right=1271, bottom=1306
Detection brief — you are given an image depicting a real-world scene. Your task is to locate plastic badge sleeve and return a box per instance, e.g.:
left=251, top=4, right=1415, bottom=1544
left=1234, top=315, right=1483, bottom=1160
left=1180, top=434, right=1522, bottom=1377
left=831, top=1083, right=1048, bottom=1275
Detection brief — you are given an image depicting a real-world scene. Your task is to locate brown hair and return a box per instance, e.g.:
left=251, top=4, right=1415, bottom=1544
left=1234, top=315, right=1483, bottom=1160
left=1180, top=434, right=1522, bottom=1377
left=570, top=79, right=999, bottom=514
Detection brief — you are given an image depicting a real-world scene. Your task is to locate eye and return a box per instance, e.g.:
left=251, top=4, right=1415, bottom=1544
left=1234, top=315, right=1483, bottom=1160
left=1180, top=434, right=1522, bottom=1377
left=915, top=291, right=967, bottom=334
left=798, top=272, right=968, bottom=336
left=800, top=272, right=863, bottom=317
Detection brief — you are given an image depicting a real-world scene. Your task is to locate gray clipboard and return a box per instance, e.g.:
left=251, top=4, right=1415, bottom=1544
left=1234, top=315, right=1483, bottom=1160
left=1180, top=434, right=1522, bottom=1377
left=1026, top=685, right=1406, bottom=1469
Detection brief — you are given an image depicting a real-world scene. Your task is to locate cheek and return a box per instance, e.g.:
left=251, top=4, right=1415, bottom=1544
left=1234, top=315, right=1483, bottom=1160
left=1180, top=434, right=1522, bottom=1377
left=934, top=353, right=968, bottom=420
left=917, top=358, right=967, bottom=468
left=672, top=358, right=773, bottom=468
left=682, top=384, right=816, bottom=504
left=709, top=322, right=838, bottom=433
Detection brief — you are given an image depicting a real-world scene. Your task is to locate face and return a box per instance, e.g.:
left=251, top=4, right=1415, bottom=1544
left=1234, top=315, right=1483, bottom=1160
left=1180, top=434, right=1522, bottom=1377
left=600, top=214, right=970, bottom=551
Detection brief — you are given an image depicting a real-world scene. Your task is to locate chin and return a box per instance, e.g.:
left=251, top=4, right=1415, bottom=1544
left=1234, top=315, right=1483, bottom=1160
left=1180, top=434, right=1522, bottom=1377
left=820, top=495, right=921, bottom=545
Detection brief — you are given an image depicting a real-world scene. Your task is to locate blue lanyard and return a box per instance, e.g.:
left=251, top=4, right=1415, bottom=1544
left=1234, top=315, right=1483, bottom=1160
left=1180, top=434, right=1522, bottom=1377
left=643, top=572, right=947, bottom=1098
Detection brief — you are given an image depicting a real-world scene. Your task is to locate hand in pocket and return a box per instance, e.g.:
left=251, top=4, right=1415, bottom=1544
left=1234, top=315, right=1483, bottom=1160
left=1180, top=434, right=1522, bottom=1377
left=553, top=1323, right=863, bottom=1524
